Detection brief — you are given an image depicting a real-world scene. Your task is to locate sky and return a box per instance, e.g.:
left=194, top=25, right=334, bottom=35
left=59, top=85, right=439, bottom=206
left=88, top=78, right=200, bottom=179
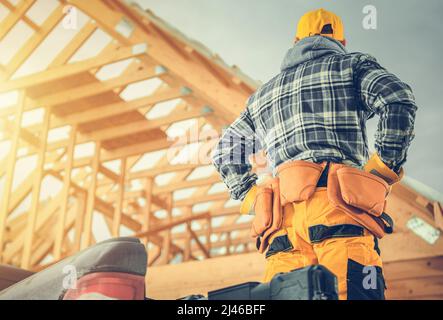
left=137, top=0, right=443, bottom=193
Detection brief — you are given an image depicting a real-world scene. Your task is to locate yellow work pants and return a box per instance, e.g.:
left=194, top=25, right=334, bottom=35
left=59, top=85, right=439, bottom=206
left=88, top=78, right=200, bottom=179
left=263, top=188, right=385, bottom=300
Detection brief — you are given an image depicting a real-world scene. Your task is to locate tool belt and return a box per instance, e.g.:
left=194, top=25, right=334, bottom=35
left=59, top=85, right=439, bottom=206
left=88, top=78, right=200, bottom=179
left=252, top=160, right=394, bottom=254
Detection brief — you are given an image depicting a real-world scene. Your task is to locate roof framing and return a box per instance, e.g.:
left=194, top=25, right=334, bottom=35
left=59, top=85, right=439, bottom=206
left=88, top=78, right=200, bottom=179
left=0, top=0, right=441, bottom=282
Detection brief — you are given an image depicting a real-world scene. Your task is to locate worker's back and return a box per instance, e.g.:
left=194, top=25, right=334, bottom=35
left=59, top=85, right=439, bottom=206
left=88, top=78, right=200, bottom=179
left=246, top=35, right=372, bottom=171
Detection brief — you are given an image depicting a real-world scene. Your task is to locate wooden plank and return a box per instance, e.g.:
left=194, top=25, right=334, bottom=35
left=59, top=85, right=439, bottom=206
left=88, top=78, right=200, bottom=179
left=152, top=175, right=220, bottom=195
left=146, top=252, right=263, bottom=299
left=73, top=192, right=86, bottom=252
left=188, top=222, right=210, bottom=259
left=174, top=193, right=229, bottom=208
left=81, top=141, right=101, bottom=249
left=53, top=124, right=77, bottom=260
left=49, top=21, right=97, bottom=68
left=2, top=192, right=65, bottom=264
left=158, top=193, right=173, bottom=265
left=111, top=157, right=126, bottom=236
left=0, top=45, right=148, bottom=92
left=173, top=221, right=250, bottom=241
left=70, top=0, right=253, bottom=121
left=380, top=231, right=443, bottom=263
left=0, top=91, right=26, bottom=260
left=0, top=0, right=36, bottom=42
left=128, top=163, right=200, bottom=180
left=383, top=256, right=443, bottom=281
left=21, top=107, right=51, bottom=269
left=99, top=164, right=119, bottom=182
left=31, top=66, right=158, bottom=108
left=183, top=207, right=192, bottom=262
left=85, top=108, right=202, bottom=142
left=7, top=171, right=35, bottom=215
left=147, top=251, right=443, bottom=300
left=141, top=178, right=153, bottom=246
left=2, top=4, right=65, bottom=80
left=53, top=86, right=184, bottom=126
left=386, top=276, right=443, bottom=300
left=134, top=211, right=210, bottom=238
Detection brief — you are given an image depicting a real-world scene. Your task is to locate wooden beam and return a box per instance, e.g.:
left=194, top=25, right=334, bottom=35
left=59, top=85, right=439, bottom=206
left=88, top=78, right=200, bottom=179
left=31, top=66, right=159, bottom=109
left=174, top=193, right=229, bottom=208
left=81, top=141, right=101, bottom=249
left=141, top=178, right=153, bottom=246
left=2, top=3, right=65, bottom=80
left=0, top=91, right=25, bottom=261
left=188, top=222, right=210, bottom=259
left=0, top=44, right=148, bottom=92
left=70, top=0, right=253, bottom=121
left=128, top=163, right=200, bottom=180
left=53, top=124, right=77, bottom=260
left=85, top=108, right=202, bottom=142
left=21, top=107, right=51, bottom=269
left=2, top=191, right=66, bottom=264
left=99, top=164, right=119, bottom=182
left=73, top=191, right=86, bottom=252
left=52, top=86, right=184, bottom=127
left=183, top=207, right=192, bottom=262
left=158, top=193, right=172, bottom=265
left=133, top=211, right=210, bottom=238
left=0, top=0, right=36, bottom=42
left=146, top=252, right=263, bottom=299
left=102, top=130, right=218, bottom=163
left=49, top=21, right=97, bottom=68
left=380, top=231, right=443, bottom=262
left=111, top=157, right=126, bottom=236
left=152, top=175, right=220, bottom=195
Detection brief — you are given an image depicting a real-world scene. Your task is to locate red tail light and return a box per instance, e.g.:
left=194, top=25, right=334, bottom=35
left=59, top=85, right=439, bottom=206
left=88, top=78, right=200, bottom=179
left=63, top=272, right=145, bottom=300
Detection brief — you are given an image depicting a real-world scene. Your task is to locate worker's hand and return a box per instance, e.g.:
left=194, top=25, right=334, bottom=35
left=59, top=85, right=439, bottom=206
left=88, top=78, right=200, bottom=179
left=364, top=153, right=404, bottom=185
left=249, top=150, right=271, bottom=176
left=239, top=173, right=275, bottom=215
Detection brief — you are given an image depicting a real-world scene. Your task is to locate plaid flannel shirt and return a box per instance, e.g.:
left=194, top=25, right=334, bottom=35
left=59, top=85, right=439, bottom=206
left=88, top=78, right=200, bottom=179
left=212, top=37, right=417, bottom=200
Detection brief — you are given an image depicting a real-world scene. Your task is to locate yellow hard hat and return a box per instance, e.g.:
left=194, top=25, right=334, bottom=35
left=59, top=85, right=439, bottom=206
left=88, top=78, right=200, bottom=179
left=295, top=8, right=344, bottom=41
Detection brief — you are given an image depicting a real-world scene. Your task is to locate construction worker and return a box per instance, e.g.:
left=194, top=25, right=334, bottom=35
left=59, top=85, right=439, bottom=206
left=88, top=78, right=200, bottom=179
left=212, top=8, right=417, bottom=300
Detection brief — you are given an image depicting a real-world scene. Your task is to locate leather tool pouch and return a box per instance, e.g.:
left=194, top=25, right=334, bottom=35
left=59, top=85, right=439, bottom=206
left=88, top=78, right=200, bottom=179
left=251, top=178, right=283, bottom=254
left=250, top=187, right=273, bottom=238
left=327, top=164, right=393, bottom=239
left=277, top=160, right=326, bottom=206
left=336, top=167, right=389, bottom=217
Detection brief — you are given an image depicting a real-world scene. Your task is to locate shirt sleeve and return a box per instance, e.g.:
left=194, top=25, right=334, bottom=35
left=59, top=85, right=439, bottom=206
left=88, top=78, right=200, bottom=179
left=355, top=54, right=417, bottom=173
left=212, top=104, right=261, bottom=201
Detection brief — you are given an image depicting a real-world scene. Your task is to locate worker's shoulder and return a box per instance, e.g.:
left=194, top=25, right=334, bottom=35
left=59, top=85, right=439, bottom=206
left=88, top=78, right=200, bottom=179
left=246, top=53, right=380, bottom=110
left=246, top=73, right=283, bottom=108
left=320, top=51, right=379, bottom=66
left=343, top=51, right=380, bottom=66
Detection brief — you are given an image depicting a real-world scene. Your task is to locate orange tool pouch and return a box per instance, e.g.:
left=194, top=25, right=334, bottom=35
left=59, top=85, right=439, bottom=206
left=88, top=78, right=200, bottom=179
left=252, top=161, right=327, bottom=253
left=251, top=160, right=395, bottom=254
left=250, top=178, right=283, bottom=254
left=327, top=163, right=394, bottom=239
left=278, top=160, right=327, bottom=206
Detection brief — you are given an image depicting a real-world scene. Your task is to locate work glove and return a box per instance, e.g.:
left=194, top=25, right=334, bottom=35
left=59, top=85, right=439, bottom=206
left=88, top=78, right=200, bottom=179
left=364, top=153, right=404, bottom=185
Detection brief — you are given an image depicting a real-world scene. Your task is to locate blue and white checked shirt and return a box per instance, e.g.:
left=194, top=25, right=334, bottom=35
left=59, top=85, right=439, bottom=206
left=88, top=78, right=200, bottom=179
left=212, top=36, right=417, bottom=200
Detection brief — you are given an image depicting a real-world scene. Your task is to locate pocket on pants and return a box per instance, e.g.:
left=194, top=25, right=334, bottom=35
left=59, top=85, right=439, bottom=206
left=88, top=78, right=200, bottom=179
left=308, top=224, right=365, bottom=244
left=265, top=234, right=294, bottom=258
left=347, top=259, right=385, bottom=300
